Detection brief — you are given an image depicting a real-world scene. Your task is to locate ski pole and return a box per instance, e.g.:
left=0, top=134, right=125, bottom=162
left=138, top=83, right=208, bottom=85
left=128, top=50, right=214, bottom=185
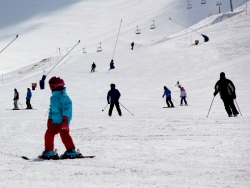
left=31, top=99, right=38, bottom=108
left=102, top=103, right=109, bottom=111
left=119, top=102, right=133, bottom=115
left=235, top=99, right=242, bottom=116
left=46, top=40, right=80, bottom=76
left=0, top=35, right=18, bottom=54
left=207, top=96, right=215, bottom=118
left=45, top=108, right=49, bottom=116
left=18, top=101, right=24, bottom=109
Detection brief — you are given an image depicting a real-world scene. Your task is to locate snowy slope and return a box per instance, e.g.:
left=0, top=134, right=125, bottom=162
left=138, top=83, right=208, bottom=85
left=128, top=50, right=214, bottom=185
left=0, top=1, right=250, bottom=188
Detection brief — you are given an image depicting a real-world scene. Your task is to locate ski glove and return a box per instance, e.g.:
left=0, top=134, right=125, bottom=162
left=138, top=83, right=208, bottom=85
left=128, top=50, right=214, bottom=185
left=61, top=116, right=69, bottom=131
left=213, top=91, right=218, bottom=96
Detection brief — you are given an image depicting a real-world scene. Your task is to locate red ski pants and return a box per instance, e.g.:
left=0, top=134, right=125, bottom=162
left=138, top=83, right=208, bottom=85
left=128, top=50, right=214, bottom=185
left=44, top=123, right=75, bottom=151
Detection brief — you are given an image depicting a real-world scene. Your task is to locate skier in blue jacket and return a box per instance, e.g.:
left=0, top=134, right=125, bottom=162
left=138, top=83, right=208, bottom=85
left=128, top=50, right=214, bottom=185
left=41, top=76, right=76, bottom=159
left=107, top=83, right=122, bottom=116
left=162, top=86, right=174, bottom=107
left=26, top=88, right=32, bottom=109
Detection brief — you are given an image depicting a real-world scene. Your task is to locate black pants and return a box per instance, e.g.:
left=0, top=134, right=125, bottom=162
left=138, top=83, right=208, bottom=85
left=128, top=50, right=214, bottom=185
left=109, top=101, right=122, bottom=116
left=26, top=99, right=32, bottom=109
left=180, top=97, right=187, bottom=105
left=166, top=97, right=174, bottom=107
left=91, top=68, right=95, bottom=72
left=222, top=97, right=238, bottom=115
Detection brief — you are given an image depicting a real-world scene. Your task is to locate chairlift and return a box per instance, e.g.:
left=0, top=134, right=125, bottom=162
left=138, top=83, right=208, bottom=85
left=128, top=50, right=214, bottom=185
left=150, top=20, right=156, bottom=29
left=135, top=25, right=141, bottom=34
left=187, top=1, right=192, bottom=9
left=83, top=48, right=87, bottom=53
left=97, top=43, right=102, bottom=52
left=201, top=0, right=206, bottom=4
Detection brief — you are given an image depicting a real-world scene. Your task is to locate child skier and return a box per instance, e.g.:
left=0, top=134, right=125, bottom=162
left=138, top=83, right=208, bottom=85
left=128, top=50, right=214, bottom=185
left=40, top=76, right=77, bottom=159
left=179, top=86, right=188, bottom=106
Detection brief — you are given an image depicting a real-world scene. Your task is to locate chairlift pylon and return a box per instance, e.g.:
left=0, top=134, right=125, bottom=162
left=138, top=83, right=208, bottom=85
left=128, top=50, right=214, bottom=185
left=187, top=0, right=192, bottom=9
left=201, top=0, right=206, bottom=4
left=97, top=43, right=102, bottom=52
left=135, top=25, right=141, bottom=34
left=150, top=20, right=156, bottom=29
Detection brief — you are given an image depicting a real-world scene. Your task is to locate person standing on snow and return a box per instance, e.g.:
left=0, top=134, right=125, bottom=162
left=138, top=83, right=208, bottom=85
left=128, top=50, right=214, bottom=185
left=110, top=59, right=115, bottom=69
left=162, top=86, right=174, bottom=107
left=213, top=72, right=239, bottom=117
left=13, top=88, right=19, bottom=110
left=179, top=86, right=188, bottom=106
left=91, top=62, right=96, bottom=73
left=26, top=88, right=32, bottom=109
left=131, top=42, right=134, bottom=50
left=41, top=76, right=77, bottom=159
left=107, top=83, right=122, bottom=116
left=175, top=81, right=188, bottom=106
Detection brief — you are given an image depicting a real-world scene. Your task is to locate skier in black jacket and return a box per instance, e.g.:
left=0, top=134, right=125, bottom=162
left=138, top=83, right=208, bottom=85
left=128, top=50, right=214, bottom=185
left=13, top=88, right=19, bottom=110
left=213, top=72, right=239, bottom=117
left=107, top=83, right=122, bottom=116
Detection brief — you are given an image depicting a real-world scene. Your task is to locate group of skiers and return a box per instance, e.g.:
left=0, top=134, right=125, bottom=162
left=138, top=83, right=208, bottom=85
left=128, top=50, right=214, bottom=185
left=11, top=71, right=238, bottom=159
left=13, top=88, right=32, bottom=110
left=162, top=72, right=239, bottom=117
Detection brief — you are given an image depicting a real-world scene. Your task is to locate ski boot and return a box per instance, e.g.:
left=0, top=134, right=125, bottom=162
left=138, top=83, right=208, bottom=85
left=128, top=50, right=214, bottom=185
left=39, top=149, right=59, bottom=160
left=60, top=148, right=78, bottom=159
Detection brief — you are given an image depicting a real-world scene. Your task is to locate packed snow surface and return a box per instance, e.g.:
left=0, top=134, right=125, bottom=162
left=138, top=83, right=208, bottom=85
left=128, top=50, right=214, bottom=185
left=0, top=0, right=250, bottom=187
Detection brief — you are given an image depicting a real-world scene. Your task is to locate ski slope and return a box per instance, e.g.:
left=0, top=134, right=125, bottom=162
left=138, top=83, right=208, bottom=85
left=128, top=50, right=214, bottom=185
left=0, top=0, right=250, bottom=187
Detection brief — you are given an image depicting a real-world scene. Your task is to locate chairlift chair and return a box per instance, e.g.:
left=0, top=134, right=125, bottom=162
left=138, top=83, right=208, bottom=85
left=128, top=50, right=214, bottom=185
left=97, top=43, right=102, bottom=52
left=83, top=48, right=87, bottom=53
left=135, top=25, right=141, bottom=34
left=201, top=0, right=206, bottom=4
left=187, top=1, right=192, bottom=9
left=150, top=20, right=156, bottom=29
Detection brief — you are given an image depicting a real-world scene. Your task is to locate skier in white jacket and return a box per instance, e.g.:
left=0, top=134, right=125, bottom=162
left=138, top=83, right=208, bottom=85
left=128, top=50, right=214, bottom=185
left=179, top=86, right=188, bottom=106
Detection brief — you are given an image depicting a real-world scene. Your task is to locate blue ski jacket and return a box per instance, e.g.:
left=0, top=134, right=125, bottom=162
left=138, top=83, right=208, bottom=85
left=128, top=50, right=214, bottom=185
left=48, top=88, right=72, bottom=125
left=26, top=90, right=32, bottom=99
left=163, top=89, right=171, bottom=98
left=107, top=89, right=121, bottom=103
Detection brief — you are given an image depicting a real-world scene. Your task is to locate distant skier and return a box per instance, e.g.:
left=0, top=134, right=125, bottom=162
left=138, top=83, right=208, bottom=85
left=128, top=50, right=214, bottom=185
left=41, top=76, right=77, bottom=159
left=110, top=59, right=115, bottom=69
left=131, top=42, right=134, bottom=50
left=26, top=88, right=32, bottom=109
left=179, top=86, right=188, bottom=106
left=13, top=88, right=19, bottom=110
left=213, top=72, right=239, bottom=117
left=201, top=34, right=209, bottom=42
left=107, top=83, right=122, bottom=116
left=162, top=86, right=174, bottom=107
left=175, top=81, right=188, bottom=106
left=91, top=62, right=96, bottom=73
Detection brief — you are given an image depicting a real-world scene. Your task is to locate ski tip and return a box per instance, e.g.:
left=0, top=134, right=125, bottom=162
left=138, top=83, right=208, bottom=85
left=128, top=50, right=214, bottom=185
left=22, top=156, right=30, bottom=160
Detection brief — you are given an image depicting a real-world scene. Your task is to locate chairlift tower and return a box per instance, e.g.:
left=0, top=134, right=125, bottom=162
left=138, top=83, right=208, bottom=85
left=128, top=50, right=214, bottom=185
left=216, top=1, right=222, bottom=14
left=229, top=0, right=233, bottom=12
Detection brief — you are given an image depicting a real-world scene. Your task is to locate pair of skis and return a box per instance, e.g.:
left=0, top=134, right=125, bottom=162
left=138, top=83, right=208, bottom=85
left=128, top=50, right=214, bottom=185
left=22, top=149, right=95, bottom=161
